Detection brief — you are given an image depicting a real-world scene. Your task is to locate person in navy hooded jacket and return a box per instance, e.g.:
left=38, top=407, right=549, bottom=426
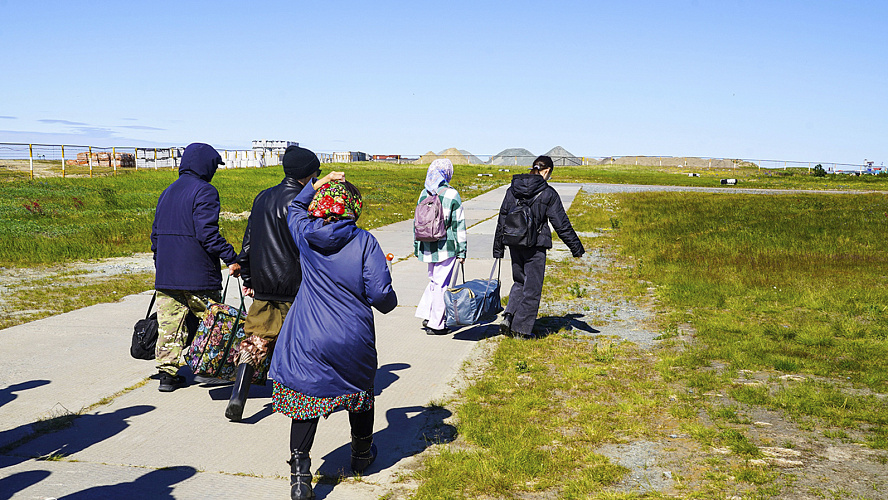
left=270, top=171, right=397, bottom=500
left=150, top=143, right=240, bottom=392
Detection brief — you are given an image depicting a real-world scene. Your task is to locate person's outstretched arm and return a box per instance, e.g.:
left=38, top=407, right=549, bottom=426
left=546, top=190, right=584, bottom=257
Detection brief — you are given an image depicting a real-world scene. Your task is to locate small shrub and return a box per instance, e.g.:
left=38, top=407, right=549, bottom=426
left=812, top=163, right=827, bottom=177
left=568, top=283, right=587, bottom=298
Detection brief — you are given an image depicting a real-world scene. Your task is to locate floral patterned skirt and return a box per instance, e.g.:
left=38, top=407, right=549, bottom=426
left=272, top=381, right=374, bottom=420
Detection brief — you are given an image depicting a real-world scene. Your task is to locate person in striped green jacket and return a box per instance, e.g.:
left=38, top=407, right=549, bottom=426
left=414, top=159, right=467, bottom=335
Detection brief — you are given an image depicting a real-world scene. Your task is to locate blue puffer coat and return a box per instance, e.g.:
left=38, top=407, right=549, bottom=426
left=151, top=143, right=237, bottom=291
left=270, top=183, right=398, bottom=399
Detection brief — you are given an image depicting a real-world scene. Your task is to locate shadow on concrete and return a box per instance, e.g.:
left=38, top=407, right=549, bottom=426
left=57, top=465, right=197, bottom=500
left=450, top=320, right=501, bottom=341
left=0, top=469, right=51, bottom=500
left=6, top=405, right=154, bottom=461
left=374, top=363, right=410, bottom=397
left=207, top=380, right=272, bottom=402
left=239, top=401, right=275, bottom=424
left=0, top=380, right=51, bottom=409
left=206, top=380, right=273, bottom=423
left=313, top=404, right=455, bottom=499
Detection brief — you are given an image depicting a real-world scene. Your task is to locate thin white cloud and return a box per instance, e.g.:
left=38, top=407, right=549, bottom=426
left=72, top=127, right=116, bottom=138
left=120, top=125, right=165, bottom=131
left=0, top=116, right=16, bottom=120
left=39, top=119, right=88, bottom=126
left=0, top=129, right=174, bottom=148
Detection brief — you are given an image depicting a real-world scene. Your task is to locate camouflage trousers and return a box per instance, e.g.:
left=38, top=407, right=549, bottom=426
left=237, top=299, right=291, bottom=368
left=155, top=289, right=222, bottom=376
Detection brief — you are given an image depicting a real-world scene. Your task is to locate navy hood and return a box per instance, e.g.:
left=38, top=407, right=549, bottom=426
left=305, top=218, right=360, bottom=255
left=179, top=143, right=224, bottom=182
left=510, top=173, right=548, bottom=199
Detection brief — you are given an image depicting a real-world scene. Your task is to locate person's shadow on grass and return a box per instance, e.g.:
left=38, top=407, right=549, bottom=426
left=57, top=465, right=197, bottom=500
left=0, top=380, right=51, bottom=409
left=533, top=313, right=600, bottom=338
left=313, top=404, right=456, bottom=498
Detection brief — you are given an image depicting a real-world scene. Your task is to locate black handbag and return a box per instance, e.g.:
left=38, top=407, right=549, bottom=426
left=131, top=292, right=159, bottom=360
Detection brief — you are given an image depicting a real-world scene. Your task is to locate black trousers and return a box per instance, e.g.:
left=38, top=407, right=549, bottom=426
left=504, top=246, right=547, bottom=336
left=289, top=408, right=375, bottom=454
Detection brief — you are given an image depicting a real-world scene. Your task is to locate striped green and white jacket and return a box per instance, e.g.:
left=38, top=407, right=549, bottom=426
left=413, top=184, right=467, bottom=263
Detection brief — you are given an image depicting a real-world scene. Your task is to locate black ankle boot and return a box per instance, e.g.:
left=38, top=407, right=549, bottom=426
left=288, top=451, right=314, bottom=500
left=350, top=433, right=377, bottom=474
left=225, top=363, right=255, bottom=422
left=499, top=312, right=514, bottom=337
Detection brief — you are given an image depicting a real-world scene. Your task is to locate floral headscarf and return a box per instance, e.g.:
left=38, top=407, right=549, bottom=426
left=424, top=158, right=453, bottom=194
left=308, top=180, right=363, bottom=221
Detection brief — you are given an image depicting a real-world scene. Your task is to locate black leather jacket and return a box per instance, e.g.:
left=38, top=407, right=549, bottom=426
left=493, top=174, right=585, bottom=259
left=237, top=177, right=305, bottom=301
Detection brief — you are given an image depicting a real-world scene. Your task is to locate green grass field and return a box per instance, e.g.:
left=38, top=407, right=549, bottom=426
left=413, top=188, right=887, bottom=499
left=551, top=162, right=888, bottom=191
left=0, top=162, right=503, bottom=267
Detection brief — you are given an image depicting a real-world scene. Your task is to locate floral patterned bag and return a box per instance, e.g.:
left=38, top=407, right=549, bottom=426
left=184, top=284, right=269, bottom=384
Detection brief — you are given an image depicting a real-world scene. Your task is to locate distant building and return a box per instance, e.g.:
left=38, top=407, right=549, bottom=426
left=373, top=154, right=401, bottom=163
left=228, top=140, right=298, bottom=167
left=135, top=147, right=184, bottom=169
left=333, top=151, right=370, bottom=163
left=252, top=140, right=298, bottom=153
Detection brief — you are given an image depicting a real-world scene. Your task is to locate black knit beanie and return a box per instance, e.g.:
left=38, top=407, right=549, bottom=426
left=282, top=145, right=320, bottom=179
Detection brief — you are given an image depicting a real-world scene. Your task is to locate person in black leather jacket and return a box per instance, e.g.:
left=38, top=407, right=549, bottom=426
left=224, top=145, right=321, bottom=422
left=493, top=155, right=585, bottom=338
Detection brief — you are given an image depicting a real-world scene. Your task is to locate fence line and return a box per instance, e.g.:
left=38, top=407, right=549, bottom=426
left=0, top=142, right=882, bottom=179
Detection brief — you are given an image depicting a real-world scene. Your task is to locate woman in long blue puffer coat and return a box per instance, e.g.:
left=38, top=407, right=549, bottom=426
left=269, top=171, right=397, bottom=500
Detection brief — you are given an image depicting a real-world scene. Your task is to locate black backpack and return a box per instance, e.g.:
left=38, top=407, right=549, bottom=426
left=131, top=292, right=158, bottom=360
left=502, top=191, right=544, bottom=247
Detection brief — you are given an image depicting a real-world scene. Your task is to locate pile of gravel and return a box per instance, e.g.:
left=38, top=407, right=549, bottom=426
left=489, top=148, right=536, bottom=166
left=415, top=148, right=484, bottom=165
left=544, top=146, right=581, bottom=166
left=457, top=149, right=485, bottom=164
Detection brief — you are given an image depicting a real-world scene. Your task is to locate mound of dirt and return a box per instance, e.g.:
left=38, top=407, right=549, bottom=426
left=414, top=151, right=439, bottom=164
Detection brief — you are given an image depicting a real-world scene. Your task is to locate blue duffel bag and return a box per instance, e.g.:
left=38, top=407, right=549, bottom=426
left=444, top=259, right=503, bottom=328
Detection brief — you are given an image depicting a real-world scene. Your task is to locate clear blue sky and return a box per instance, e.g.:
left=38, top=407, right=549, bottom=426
left=1, top=0, right=885, bottom=165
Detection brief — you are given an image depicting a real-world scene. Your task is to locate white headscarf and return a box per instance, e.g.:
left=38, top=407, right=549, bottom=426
left=424, top=158, right=453, bottom=194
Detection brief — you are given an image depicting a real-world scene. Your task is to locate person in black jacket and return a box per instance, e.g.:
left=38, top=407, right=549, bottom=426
left=225, top=145, right=321, bottom=422
left=151, top=143, right=240, bottom=392
left=493, top=155, right=585, bottom=339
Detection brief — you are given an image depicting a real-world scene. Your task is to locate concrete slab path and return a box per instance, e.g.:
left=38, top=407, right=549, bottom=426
left=0, top=184, right=581, bottom=499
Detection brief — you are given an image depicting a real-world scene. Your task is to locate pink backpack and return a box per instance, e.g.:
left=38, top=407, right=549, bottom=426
left=414, top=190, right=447, bottom=242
